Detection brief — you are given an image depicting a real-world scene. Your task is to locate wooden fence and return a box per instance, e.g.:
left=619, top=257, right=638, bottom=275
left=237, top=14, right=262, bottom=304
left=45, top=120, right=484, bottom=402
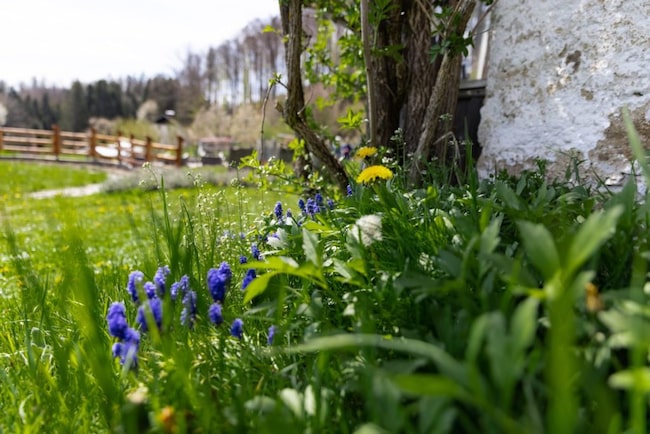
left=0, top=125, right=185, bottom=167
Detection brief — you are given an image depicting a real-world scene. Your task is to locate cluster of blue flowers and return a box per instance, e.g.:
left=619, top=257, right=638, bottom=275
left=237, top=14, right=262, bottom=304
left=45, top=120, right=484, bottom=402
left=239, top=254, right=257, bottom=292
left=108, top=264, right=251, bottom=368
left=125, top=266, right=179, bottom=332
left=203, top=262, right=246, bottom=340
left=206, top=261, right=243, bottom=338
left=106, top=302, right=141, bottom=367
left=291, top=193, right=335, bottom=222
left=107, top=235, right=290, bottom=368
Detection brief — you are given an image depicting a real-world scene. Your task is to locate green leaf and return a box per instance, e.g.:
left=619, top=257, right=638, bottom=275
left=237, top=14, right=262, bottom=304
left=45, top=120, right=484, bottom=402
left=244, top=256, right=299, bottom=271
left=496, top=181, right=521, bottom=210
left=262, top=25, right=277, bottom=33
left=609, top=368, right=650, bottom=392
left=279, top=388, right=304, bottom=419
left=566, top=205, right=622, bottom=275
left=244, top=396, right=277, bottom=413
left=302, top=227, right=322, bottom=268
left=333, top=258, right=366, bottom=287
left=353, top=423, right=391, bottom=434
left=243, top=271, right=279, bottom=303
left=517, top=221, right=560, bottom=280
left=511, top=297, right=539, bottom=352
left=623, top=108, right=650, bottom=183
left=393, top=271, right=437, bottom=292
left=286, top=334, right=468, bottom=387
left=485, top=313, right=509, bottom=388
left=337, top=108, right=364, bottom=130
left=479, top=216, right=502, bottom=256
left=466, top=315, right=488, bottom=363
left=391, top=374, right=468, bottom=401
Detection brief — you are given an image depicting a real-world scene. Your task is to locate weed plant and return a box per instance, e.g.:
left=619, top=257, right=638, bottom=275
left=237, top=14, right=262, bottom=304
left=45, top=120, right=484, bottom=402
left=2, top=131, right=650, bottom=433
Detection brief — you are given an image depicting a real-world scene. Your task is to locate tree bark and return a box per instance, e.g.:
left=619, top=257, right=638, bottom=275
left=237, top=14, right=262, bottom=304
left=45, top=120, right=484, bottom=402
left=407, top=0, right=476, bottom=185
left=402, top=0, right=438, bottom=158
left=360, top=0, right=378, bottom=146
left=278, top=0, right=350, bottom=192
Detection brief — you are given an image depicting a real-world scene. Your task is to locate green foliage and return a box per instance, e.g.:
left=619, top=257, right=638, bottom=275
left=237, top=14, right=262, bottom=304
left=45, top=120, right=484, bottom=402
left=4, top=130, right=650, bottom=433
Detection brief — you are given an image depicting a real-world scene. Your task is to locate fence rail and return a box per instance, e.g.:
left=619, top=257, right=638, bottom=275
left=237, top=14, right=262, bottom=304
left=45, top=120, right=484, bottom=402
left=0, top=125, right=185, bottom=167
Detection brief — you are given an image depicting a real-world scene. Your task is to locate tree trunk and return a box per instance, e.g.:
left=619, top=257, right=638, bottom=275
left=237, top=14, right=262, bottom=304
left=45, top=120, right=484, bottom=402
left=362, top=0, right=475, bottom=184
left=401, top=0, right=438, bottom=158
left=407, top=0, right=476, bottom=185
left=278, top=0, right=349, bottom=192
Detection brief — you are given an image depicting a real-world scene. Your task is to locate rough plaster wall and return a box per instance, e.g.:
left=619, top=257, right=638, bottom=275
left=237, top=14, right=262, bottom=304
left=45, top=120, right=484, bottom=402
left=477, top=0, right=650, bottom=182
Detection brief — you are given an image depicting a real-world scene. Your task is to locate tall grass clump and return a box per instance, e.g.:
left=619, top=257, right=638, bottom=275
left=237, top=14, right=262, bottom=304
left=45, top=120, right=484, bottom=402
left=3, top=125, right=650, bottom=433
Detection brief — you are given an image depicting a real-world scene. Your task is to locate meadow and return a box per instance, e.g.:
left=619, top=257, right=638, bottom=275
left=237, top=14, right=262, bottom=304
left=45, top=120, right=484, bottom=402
left=1, top=141, right=650, bottom=433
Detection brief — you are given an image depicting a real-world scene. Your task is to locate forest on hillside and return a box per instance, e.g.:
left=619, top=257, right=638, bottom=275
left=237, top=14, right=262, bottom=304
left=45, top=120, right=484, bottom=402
left=0, top=15, right=289, bottom=140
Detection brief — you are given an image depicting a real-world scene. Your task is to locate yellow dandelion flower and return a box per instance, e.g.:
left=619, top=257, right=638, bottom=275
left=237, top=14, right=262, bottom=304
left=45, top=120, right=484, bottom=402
left=585, top=282, right=603, bottom=313
left=355, top=146, right=378, bottom=159
left=158, top=406, right=176, bottom=432
left=356, top=165, right=393, bottom=184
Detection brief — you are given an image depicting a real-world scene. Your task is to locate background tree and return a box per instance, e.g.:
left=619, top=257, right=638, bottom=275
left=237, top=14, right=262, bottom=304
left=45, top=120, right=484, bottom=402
left=176, top=52, right=207, bottom=125
left=144, top=75, right=180, bottom=116
left=62, top=81, right=89, bottom=131
left=205, top=47, right=220, bottom=106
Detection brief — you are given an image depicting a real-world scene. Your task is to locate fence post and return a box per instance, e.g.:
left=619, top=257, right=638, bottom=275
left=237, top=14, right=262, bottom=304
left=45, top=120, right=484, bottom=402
left=176, top=136, right=184, bottom=167
left=89, top=128, right=97, bottom=159
left=116, top=130, right=122, bottom=165
left=52, top=124, right=61, bottom=159
left=130, top=133, right=136, bottom=163
left=0, top=128, right=3, bottom=151
left=145, top=137, right=152, bottom=162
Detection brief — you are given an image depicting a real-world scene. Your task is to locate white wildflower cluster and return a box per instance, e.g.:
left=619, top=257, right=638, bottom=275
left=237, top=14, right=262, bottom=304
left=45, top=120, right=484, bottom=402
left=349, top=214, right=383, bottom=247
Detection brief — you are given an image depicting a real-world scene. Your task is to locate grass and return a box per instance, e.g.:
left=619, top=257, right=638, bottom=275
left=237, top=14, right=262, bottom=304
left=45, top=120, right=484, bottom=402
left=0, top=161, right=107, bottom=198
left=1, top=156, right=650, bottom=433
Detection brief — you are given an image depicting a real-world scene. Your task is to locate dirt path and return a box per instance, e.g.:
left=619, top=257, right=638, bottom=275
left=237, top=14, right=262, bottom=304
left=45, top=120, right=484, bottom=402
left=28, top=169, right=130, bottom=199
left=27, top=164, right=241, bottom=199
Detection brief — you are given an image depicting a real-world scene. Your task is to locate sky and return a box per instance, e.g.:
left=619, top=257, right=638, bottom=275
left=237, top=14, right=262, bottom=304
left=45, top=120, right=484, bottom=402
left=1, top=0, right=280, bottom=88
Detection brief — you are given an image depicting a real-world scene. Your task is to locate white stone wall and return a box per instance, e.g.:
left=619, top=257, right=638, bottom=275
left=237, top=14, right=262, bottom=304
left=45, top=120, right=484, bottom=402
left=477, top=0, right=650, bottom=183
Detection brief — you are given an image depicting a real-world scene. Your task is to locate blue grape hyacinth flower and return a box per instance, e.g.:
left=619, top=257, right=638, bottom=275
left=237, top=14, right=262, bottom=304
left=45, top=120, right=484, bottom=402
left=106, top=302, right=128, bottom=340
left=267, top=325, right=277, bottom=345
left=217, top=261, right=232, bottom=282
left=208, top=303, right=224, bottom=326
left=230, top=318, right=244, bottom=340
left=143, top=282, right=157, bottom=300
left=207, top=262, right=232, bottom=303
left=274, top=201, right=283, bottom=221
left=112, top=327, right=140, bottom=367
left=127, top=271, right=144, bottom=303
left=241, top=268, right=256, bottom=291
left=180, top=290, right=197, bottom=328
left=170, top=275, right=190, bottom=302
left=136, top=298, right=163, bottom=332
left=251, top=244, right=261, bottom=261
left=154, top=265, right=171, bottom=296
left=306, top=198, right=317, bottom=217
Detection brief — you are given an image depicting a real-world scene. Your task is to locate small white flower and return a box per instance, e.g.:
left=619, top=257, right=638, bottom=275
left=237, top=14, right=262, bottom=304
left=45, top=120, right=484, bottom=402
left=267, top=228, right=288, bottom=250
left=349, top=214, right=383, bottom=246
